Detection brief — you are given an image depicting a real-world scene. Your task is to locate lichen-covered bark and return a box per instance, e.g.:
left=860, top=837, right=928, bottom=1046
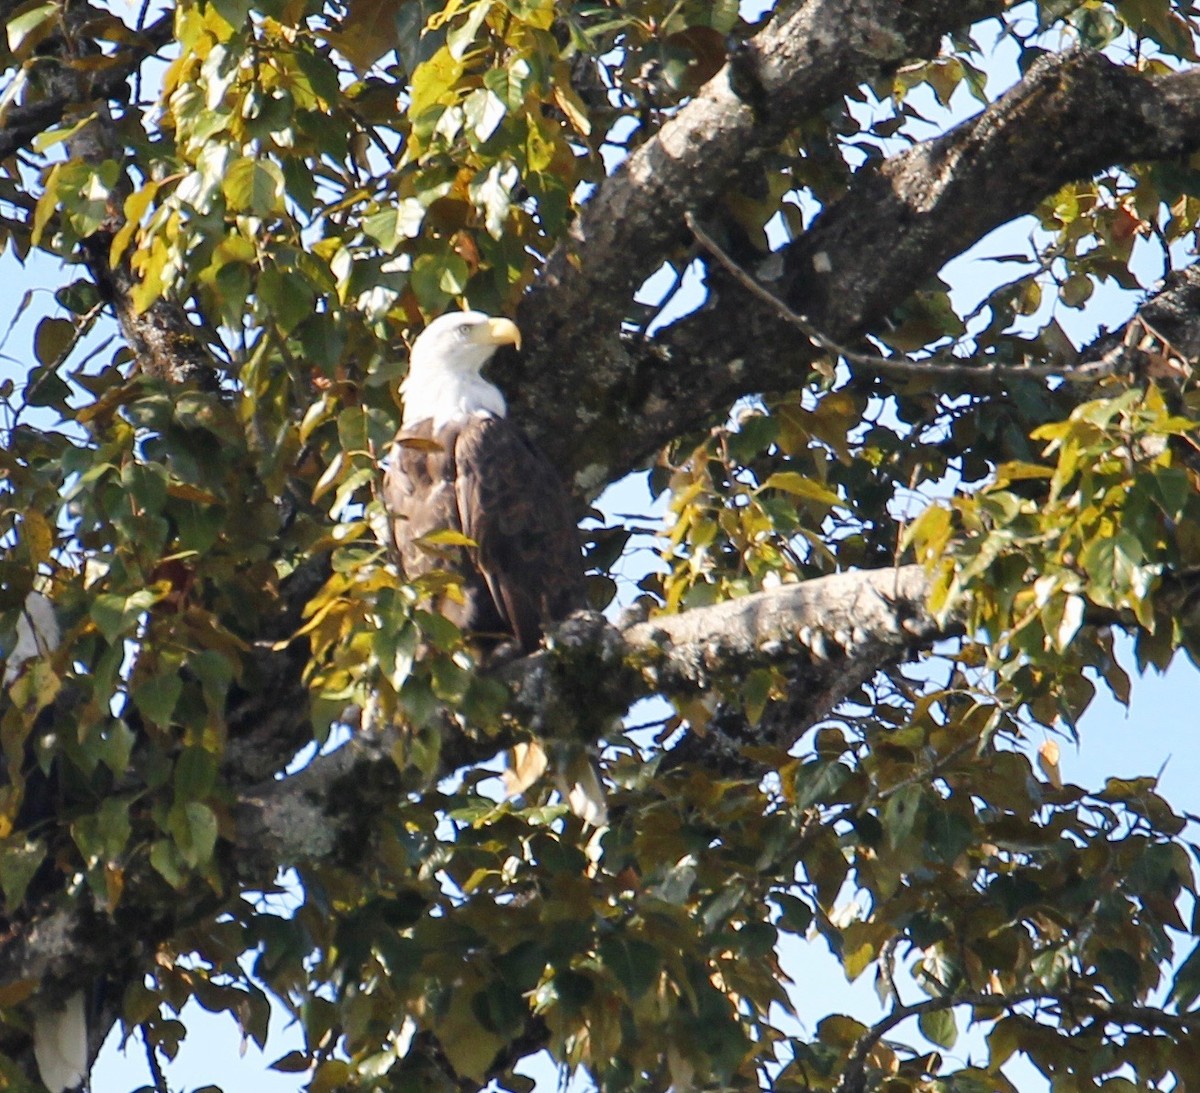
left=509, top=0, right=1006, bottom=474
left=514, top=52, right=1200, bottom=492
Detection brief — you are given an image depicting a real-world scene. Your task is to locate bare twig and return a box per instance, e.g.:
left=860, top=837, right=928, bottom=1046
left=685, top=212, right=1127, bottom=384
left=142, top=1026, right=168, bottom=1093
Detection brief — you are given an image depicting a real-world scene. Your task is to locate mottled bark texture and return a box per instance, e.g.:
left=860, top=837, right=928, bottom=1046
left=513, top=51, right=1200, bottom=493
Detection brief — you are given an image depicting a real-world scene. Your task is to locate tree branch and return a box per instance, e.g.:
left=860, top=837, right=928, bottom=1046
left=523, top=50, right=1200, bottom=494
left=510, top=0, right=1005, bottom=473
left=13, top=547, right=1200, bottom=1061
left=836, top=989, right=1196, bottom=1093
left=0, top=14, right=172, bottom=163
left=685, top=211, right=1126, bottom=383
left=785, top=51, right=1200, bottom=337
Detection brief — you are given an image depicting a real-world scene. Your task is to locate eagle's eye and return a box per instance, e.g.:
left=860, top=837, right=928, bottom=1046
left=456, top=323, right=473, bottom=339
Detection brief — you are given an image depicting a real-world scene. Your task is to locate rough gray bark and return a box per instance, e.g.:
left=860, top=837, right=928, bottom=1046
left=0, top=565, right=951, bottom=993
left=19, top=537, right=1200, bottom=1001
left=515, top=0, right=1006, bottom=471
left=514, top=51, right=1200, bottom=494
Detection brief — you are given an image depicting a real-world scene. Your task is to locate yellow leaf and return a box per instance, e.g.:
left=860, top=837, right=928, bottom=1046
left=110, top=179, right=160, bottom=266
left=552, top=77, right=591, bottom=136
left=503, top=739, right=548, bottom=796
left=1037, top=740, right=1062, bottom=789
left=31, top=164, right=63, bottom=247
left=757, top=471, right=841, bottom=507
left=817, top=1013, right=868, bottom=1049
left=20, top=511, right=53, bottom=566
left=310, top=1059, right=352, bottom=1093
left=415, top=528, right=476, bottom=548
left=312, top=451, right=343, bottom=503
left=433, top=990, right=506, bottom=1082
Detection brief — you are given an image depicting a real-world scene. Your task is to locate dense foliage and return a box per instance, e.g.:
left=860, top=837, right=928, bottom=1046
left=4, top=0, right=1200, bottom=1091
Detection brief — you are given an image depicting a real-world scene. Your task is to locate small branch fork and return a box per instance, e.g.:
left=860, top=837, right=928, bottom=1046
left=684, top=212, right=1133, bottom=384
left=834, top=988, right=1195, bottom=1093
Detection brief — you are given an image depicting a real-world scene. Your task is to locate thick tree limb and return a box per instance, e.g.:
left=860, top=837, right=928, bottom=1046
left=624, top=565, right=942, bottom=692
left=783, top=51, right=1200, bottom=336
left=12, top=4, right=1200, bottom=1086
left=510, top=0, right=1005, bottom=474
left=225, top=565, right=948, bottom=874
left=520, top=50, right=1200, bottom=494
left=12, top=541, right=1200, bottom=1065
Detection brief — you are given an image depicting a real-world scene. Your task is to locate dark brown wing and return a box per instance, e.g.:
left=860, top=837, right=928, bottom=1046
left=383, top=416, right=584, bottom=651
left=455, top=415, right=585, bottom=652
left=383, top=419, right=503, bottom=638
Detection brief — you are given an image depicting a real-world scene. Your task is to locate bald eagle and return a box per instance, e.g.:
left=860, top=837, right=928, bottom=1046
left=383, top=311, right=585, bottom=653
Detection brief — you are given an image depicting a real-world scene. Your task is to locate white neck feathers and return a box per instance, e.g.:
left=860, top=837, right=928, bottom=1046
left=399, top=311, right=520, bottom=430
left=400, top=367, right=507, bottom=429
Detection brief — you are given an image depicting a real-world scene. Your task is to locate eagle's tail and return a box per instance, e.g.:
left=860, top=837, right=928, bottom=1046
left=32, top=990, right=88, bottom=1093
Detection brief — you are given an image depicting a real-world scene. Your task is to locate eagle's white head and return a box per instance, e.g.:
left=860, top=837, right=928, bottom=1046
left=400, top=310, right=521, bottom=429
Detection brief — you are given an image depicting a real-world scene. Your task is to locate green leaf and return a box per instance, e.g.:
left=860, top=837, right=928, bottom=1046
left=772, top=893, right=813, bottom=935
left=0, top=838, right=46, bottom=911
left=598, top=937, right=661, bottom=1001
left=90, top=588, right=164, bottom=643
left=986, top=1016, right=1021, bottom=1072
left=918, top=1006, right=957, bottom=1049
left=222, top=157, right=285, bottom=217
left=210, top=0, right=253, bottom=29
left=257, top=265, right=316, bottom=333
left=794, top=760, right=849, bottom=811
left=310, top=1059, right=352, bottom=1093
left=363, top=199, right=425, bottom=251
left=150, top=839, right=186, bottom=888
left=484, top=57, right=532, bottom=110
left=95, top=796, right=132, bottom=859
left=500, top=0, right=553, bottom=29
left=1169, top=940, right=1200, bottom=1010
left=446, top=0, right=493, bottom=60
left=1060, top=272, right=1093, bottom=308
left=34, top=316, right=74, bottom=366
left=742, top=667, right=773, bottom=723
left=168, top=801, right=219, bottom=868
left=411, top=251, right=471, bottom=308
left=94, top=718, right=137, bottom=776
left=270, top=1051, right=314, bottom=1073
left=469, top=161, right=518, bottom=238
left=133, top=670, right=183, bottom=727
left=174, top=747, right=218, bottom=801
left=463, top=88, right=506, bottom=144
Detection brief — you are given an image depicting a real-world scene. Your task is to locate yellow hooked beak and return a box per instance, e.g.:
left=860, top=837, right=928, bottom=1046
left=480, top=317, right=521, bottom=351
